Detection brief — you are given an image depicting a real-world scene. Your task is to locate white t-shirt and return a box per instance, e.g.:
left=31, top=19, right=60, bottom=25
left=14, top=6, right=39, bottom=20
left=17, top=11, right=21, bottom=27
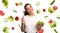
left=24, top=15, right=40, bottom=33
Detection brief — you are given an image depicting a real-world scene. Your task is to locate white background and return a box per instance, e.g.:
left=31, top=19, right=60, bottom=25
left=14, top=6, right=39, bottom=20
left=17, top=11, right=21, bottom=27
left=0, top=0, right=60, bottom=33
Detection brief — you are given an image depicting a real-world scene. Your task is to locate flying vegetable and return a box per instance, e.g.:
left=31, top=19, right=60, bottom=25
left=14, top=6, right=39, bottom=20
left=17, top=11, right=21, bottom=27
left=3, top=26, right=9, bottom=33
left=2, top=0, right=8, bottom=8
left=36, top=10, right=40, bottom=14
left=54, top=29, right=58, bottom=33
left=50, top=21, right=57, bottom=28
left=36, top=1, right=40, bottom=6
left=8, top=16, right=14, bottom=22
left=50, top=0, right=55, bottom=5
left=48, top=7, right=55, bottom=13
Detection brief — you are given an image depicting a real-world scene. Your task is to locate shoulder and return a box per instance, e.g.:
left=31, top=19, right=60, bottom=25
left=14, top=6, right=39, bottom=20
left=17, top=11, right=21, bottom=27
left=22, top=15, right=28, bottom=20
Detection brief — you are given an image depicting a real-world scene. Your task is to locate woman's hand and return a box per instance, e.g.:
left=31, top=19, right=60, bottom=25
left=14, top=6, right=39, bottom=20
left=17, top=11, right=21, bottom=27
left=36, top=24, right=42, bottom=31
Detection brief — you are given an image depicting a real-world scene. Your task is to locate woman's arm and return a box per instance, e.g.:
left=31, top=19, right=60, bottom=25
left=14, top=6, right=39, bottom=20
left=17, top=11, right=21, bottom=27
left=21, top=16, right=25, bottom=32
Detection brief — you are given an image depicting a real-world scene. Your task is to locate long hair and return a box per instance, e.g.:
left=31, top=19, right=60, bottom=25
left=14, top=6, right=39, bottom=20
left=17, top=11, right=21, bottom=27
left=24, top=3, right=31, bottom=15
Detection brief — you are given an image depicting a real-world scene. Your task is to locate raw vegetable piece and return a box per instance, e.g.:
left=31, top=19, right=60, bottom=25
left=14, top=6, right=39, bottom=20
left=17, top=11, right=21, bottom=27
left=4, top=18, right=8, bottom=22
left=50, top=0, right=55, bottom=5
left=36, top=1, right=40, bottom=6
left=48, top=19, right=53, bottom=24
left=54, top=29, right=58, bottom=33
left=57, top=14, right=60, bottom=19
left=53, top=6, right=58, bottom=10
left=19, top=2, right=23, bottom=6
left=50, top=24, right=54, bottom=28
left=36, top=10, right=40, bottom=14
left=15, top=3, right=19, bottom=6
left=38, top=29, right=44, bottom=33
left=50, top=21, right=57, bottom=28
left=53, top=21, right=56, bottom=27
left=43, top=8, right=46, bottom=12
left=48, top=7, right=55, bottom=13
left=15, top=2, right=23, bottom=6
left=44, top=16, right=48, bottom=19
left=15, top=16, right=19, bottom=21
left=13, top=10, right=17, bottom=12
left=2, top=0, right=8, bottom=8
left=8, top=16, right=14, bottom=22
left=3, top=26, right=9, bottom=33
left=0, top=10, right=5, bottom=16
left=37, top=21, right=44, bottom=27
left=12, top=27, right=14, bottom=30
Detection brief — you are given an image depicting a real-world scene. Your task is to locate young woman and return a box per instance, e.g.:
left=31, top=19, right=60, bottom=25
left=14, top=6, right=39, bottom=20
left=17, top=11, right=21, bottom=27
left=21, top=3, right=41, bottom=33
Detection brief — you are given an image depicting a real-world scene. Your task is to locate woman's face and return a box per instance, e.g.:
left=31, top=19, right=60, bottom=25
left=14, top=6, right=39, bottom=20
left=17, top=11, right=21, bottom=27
left=25, top=5, right=33, bottom=14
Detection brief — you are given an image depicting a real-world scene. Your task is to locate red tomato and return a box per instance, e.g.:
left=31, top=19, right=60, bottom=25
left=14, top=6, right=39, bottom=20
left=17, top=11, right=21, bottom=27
left=53, top=6, right=58, bottom=10
left=12, top=27, right=14, bottom=30
left=15, top=16, right=19, bottom=21
left=0, top=10, right=5, bottom=16
left=43, top=8, right=46, bottom=12
left=39, top=29, right=44, bottom=33
left=15, top=3, right=19, bottom=6
left=49, top=19, right=53, bottom=24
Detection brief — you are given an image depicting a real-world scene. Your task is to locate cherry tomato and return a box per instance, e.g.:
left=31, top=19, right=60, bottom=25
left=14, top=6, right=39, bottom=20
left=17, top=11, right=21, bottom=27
left=15, top=3, right=19, bottom=6
left=15, top=16, right=19, bottom=21
left=43, top=8, right=46, bottom=12
left=49, top=19, right=53, bottom=24
left=0, top=10, right=5, bottom=16
left=12, top=27, right=14, bottom=30
left=53, top=6, right=57, bottom=10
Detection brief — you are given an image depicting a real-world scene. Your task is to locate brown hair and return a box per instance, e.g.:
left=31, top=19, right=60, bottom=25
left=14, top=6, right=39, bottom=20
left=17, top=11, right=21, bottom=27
left=24, top=3, right=31, bottom=15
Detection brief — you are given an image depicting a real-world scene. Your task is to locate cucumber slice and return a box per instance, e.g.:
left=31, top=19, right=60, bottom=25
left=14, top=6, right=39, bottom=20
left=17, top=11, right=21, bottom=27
left=4, top=18, right=8, bottom=22
left=13, top=10, right=17, bottom=12
left=57, top=14, right=60, bottom=19
left=54, top=29, right=58, bottom=33
left=36, top=1, right=40, bottom=6
left=50, top=0, right=55, bottom=5
left=44, top=16, right=48, bottom=19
